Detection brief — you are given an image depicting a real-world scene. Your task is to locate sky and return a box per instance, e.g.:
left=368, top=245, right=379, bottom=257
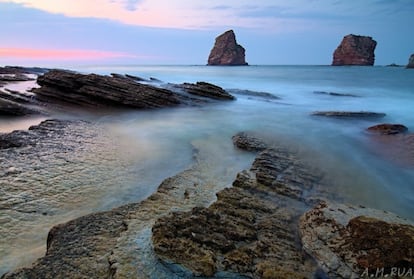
left=0, top=0, right=413, bottom=66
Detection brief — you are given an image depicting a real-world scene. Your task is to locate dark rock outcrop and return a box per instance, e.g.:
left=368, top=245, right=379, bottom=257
left=173, top=81, right=235, bottom=100
left=300, top=201, right=414, bottom=278
left=33, top=70, right=234, bottom=110
left=312, top=111, right=386, bottom=119
left=332, top=34, right=377, bottom=66
left=0, top=96, right=39, bottom=116
left=207, top=30, right=248, bottom=66
left=367, top=123, right=408, bottom=135
left=34, top=70, right=181, bottom=109
left=407, top=54, right=414, bottom=69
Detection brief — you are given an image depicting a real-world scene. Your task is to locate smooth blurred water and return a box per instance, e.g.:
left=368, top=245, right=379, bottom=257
left=80, top=65, right=414, bottom=217
left=1, top=65, right=414, bottom=275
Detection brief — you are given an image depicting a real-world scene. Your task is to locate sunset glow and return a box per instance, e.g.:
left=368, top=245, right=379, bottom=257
left=0, top=48, right=137, bottom=60
left=0, top=0, right=412, bottom=65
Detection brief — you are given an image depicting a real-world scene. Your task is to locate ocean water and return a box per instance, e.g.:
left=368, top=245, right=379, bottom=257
left=1, top=65, right=414, bottom=275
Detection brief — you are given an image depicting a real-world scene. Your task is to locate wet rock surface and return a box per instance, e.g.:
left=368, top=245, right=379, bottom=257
left=172, top=81, right=235, bottom=101
left=312, top=111, right=386, bottom=119
left=300, top=201, right=414, bottom=278
left=332, top=34, right=377, bottom=66
left=0, top=119, right=148, bottom=277
left=4, top=130, right=413, bottom=279
left=367, top=123, right=408, bottom=135
left=152, top=132, right=331, bottom=278
left=207, top=30, right=248, bottom=66
left=33, top=70, right=234, bottom=109
left=1, top=127, right=253, bottom=278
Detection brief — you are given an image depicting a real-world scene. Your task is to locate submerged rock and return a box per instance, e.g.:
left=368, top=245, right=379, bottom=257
left=407, top=54, right=414, bottom=69
left=332, top=34, right=377, bottom=66
left=300, top=201, right=414, bottom=278
left=313, top=91, right=359, bottom=97
left=312, top=111, right=386, bottom=119
left=207, top=30, right=248, bottom=66
left=367, top=123, right=408, bottom=135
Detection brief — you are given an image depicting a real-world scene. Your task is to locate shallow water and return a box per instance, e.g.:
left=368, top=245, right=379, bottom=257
left=1, top=65, right=414, bottom=275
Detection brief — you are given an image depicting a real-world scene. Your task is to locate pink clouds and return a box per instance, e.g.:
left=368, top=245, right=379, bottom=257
left=0, top=47, right=136, bottom=60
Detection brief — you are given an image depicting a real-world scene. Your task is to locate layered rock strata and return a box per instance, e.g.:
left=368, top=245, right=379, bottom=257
left=32, top=70, right=234, bottom=109
left=152, top=132, right=331, bottom=278
left=207, top=30, right=248, bottom=66
left=332, top=34, right=377, bottom=66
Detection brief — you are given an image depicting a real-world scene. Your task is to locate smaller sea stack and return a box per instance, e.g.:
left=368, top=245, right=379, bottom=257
left=406, top=54, right=414, bottom=68
left=332, top=34, right=377, bottom=66
left=207, top=30, right=248, bottom=66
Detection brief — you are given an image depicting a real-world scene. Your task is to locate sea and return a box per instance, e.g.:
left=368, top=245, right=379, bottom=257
left=1, top=65, right=414, bottom=276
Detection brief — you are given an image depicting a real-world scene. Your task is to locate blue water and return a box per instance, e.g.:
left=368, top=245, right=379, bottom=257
left=77, top=65, right=414, bottom=217
left=1, top=65, right=414, bottom=275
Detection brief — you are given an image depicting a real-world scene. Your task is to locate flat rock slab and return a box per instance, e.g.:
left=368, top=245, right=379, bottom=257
left=312, top=111, right=386, bottom=119
left=300, top=201, right=414, bottom=279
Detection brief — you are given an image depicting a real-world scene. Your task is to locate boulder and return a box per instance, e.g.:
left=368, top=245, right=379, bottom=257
left=407, top=54, right=414, bottom=69
left=300, top=201, right=414, bottom=278
left=207, top=30, right=248, bottom=66
left=367, top=123, right=408, bottom=135
left=332, top=34, right=377, bottom=66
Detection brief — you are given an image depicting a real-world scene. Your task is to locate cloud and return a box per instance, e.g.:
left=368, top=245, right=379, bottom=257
left=0, top=47, right=137, bottom=60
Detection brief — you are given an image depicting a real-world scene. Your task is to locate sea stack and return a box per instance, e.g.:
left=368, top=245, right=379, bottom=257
left=406, top=54, right=414, bottom=68
left=332, top=34, right=377, bottom=66
left=207, top=30, right=248, bottom=66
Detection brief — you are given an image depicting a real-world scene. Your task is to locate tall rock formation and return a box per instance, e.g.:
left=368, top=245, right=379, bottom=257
left=207, top=30, right=248, bottom=66
left=332, top=34, right=377, bottom=66
left=406, top=54, right=414, bottom=68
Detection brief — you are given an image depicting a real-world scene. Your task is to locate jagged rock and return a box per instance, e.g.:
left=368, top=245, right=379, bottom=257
left=152, top=133, right=332, bottom=278
left=407, top=54, right=414, bottom=69
left=174, top=82, right=235, bottom=100
left=232, top=131, right=268, bottom=152
left=33, top=70, right=234, bottom=109
left=207, top=30, right=248, bottom=66
left=300, top=201, right=414, bottom=278
left=332, top=34, right=377, bottom=66
left=34, top=69, right=181, bottom=109
left=312, top=111, right=386, bottom=119
left=367, top=123, right=408, bottom=135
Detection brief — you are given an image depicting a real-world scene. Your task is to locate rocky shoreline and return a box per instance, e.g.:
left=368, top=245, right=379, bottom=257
left=0, top=68, right=235, bottom=116
left=1, top=67, right=414, bottom=278
left=2, top=128, right=413, bottom=278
